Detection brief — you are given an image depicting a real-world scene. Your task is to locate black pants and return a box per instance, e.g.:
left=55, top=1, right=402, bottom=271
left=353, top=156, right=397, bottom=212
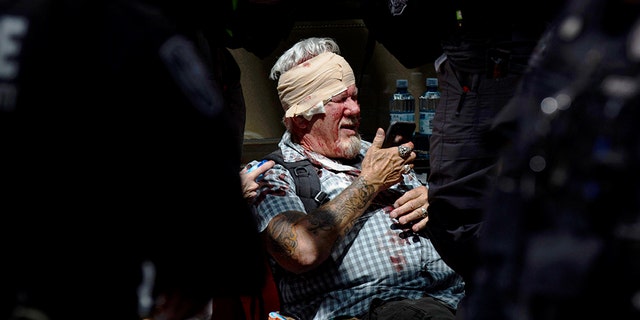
left=361, top=296, right=456, bottom=320
left=426, top=57, right=522, bottom=288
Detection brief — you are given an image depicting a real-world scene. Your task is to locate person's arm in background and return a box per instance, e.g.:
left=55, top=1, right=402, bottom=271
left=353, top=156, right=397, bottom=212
left=240, top=159, right=275, bottom=200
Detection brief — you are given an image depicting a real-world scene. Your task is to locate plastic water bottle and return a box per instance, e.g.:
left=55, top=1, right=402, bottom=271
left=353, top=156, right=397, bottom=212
left=418, top=77, right=439, bottom=135
left=389, top=79, right=415, bottom=123
left=416, top=77, right=440, bottom=159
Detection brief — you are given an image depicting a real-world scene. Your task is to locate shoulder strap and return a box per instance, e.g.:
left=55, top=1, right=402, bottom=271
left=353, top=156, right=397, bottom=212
left=263, top=150, right=329, bottom=212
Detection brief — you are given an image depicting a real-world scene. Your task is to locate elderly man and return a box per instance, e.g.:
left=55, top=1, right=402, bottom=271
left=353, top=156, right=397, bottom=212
left=247, top=37, right=464, bottom=320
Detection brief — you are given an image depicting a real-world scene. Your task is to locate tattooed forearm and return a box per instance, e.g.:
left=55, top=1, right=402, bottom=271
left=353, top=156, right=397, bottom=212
left=332, top=176, right=375, bottom=211
left=320, top=176, right=377, bottom=231
left=264, top=177, right=382, bottom=272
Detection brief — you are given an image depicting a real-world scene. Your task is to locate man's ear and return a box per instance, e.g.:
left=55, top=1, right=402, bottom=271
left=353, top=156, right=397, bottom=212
left=292, top=116, right=308, bottom=129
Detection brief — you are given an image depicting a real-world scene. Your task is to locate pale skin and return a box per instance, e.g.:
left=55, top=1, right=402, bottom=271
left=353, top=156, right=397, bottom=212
left=248, top=84, right=431, bottom=274
left=240, top=159, right=275, bottom=199
left=390, top=184, right=430, bottom=232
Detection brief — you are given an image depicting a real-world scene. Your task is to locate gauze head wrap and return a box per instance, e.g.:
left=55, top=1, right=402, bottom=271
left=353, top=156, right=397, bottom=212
left=277, top=52, right=356, bottom=119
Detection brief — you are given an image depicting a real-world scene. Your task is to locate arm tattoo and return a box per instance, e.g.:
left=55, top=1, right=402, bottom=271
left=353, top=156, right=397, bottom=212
left=269, top=211, right=305, bottom=257
left=313, top=177, right=376, bottom=235
left=267, top=177, right=377, bottom=259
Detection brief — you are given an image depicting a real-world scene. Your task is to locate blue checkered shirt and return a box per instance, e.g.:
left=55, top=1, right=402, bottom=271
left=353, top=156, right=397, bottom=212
left=250, top=132, right=465, bottom=320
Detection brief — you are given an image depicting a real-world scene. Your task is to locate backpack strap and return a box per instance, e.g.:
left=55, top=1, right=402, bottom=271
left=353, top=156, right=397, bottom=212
left=263, top=150, right=329, bottom=212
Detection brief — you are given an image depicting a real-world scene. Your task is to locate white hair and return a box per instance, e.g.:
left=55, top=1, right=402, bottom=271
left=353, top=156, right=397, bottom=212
left=269, top=37, right=341, bottom=81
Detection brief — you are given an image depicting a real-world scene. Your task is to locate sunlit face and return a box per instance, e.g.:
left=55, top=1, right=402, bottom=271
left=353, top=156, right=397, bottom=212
left=298, top=84, right=362, bottom=159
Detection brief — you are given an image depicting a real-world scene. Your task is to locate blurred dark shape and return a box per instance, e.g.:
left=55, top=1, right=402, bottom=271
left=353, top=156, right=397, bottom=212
left=362, top=0, right=566, bottom=69
left=465, top=0, right=640, bottom=319
left=0, top=1, right=275, bottom=319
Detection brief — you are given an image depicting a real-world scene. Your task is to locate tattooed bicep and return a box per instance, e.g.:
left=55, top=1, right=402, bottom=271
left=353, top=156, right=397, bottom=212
left=266, top=211, right=306, bottom=257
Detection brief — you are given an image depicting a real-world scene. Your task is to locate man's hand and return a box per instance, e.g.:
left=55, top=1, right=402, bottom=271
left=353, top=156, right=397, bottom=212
left=361, top=127, right=415, bottom=190
left=389, top=185, right=429, bottom=231
left=240, top=160, right=275, bottom=200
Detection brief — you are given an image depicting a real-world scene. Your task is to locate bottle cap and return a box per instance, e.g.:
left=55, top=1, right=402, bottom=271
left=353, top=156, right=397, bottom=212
left=426, top=78, right=438, bottom=87
left=396, top=79, right=408, bottom=88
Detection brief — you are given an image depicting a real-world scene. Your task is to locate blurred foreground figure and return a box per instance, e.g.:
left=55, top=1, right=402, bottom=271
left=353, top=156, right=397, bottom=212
left=364, top=1, right=566, bottom=299
left=465, top=0, right=640, bottom=319
left=0, top=1, right=268, bottom=319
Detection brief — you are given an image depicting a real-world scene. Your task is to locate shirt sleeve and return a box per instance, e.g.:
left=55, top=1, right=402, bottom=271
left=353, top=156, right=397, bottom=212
left=251, top=163, right=308, bottom=232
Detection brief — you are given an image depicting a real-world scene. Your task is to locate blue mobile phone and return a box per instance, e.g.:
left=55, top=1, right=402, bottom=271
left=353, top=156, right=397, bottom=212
left=247, top=159, right=268, bottom=173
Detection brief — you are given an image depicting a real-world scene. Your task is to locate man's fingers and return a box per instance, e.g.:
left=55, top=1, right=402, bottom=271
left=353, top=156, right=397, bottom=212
left=371, top=127, right=385, bottom=148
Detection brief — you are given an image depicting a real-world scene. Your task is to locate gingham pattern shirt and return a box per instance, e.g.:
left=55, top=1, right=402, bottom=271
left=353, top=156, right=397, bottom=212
left=251, top=132, right=465, bottom=320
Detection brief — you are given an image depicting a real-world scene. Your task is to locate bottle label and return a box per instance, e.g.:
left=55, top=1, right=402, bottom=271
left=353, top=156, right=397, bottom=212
left=390, top=112, right=402, bottom=123
left=419, top=111, right=435, bottom=135
left=390, top=88, right=415, bottom=124
left=391, top=112, right=414, bottom=123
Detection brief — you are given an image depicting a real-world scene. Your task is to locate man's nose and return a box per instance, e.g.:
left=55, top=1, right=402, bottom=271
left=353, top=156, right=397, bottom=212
left=343, top=98, right=360, bottom=115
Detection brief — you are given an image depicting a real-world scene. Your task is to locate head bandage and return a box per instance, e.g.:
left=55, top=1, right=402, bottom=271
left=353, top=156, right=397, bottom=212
left=277, top=52, right=356, bottom=119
